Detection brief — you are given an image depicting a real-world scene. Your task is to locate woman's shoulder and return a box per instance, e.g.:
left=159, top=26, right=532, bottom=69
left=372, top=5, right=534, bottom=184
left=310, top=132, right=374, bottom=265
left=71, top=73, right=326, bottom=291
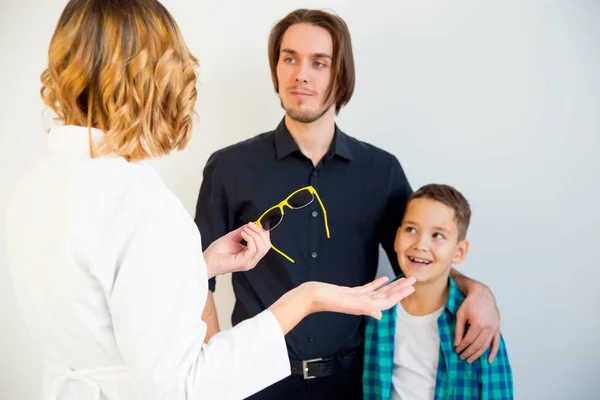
left=74, top=158, right=191, bottom=229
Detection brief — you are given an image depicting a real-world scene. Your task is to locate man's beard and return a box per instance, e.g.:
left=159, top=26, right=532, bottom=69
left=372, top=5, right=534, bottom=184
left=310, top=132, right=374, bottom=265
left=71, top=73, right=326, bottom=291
left=281, top=99, right=331, bottom=124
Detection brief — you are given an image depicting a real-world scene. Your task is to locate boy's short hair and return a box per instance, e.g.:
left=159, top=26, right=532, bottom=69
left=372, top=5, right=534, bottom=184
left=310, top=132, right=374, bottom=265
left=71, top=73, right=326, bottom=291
left=267, top=9, right=355, bottom=114
left=408, top=184, right=472, bottom=240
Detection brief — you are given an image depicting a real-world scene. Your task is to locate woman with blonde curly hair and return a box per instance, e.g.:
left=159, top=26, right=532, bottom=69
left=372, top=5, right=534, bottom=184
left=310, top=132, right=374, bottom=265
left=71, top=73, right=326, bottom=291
left=6, top=1, right=415, bottom=399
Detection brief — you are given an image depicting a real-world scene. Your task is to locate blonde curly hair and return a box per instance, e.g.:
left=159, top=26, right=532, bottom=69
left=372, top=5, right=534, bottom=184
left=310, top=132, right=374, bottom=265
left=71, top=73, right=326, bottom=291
left=41, top=0, right=199, bottom=161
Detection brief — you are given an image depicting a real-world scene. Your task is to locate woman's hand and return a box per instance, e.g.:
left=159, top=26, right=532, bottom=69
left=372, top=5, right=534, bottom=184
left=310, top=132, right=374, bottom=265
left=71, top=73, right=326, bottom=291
left=269, top=276, right=417, bottom=335
left=308, top=276, right=417, bottom=319
left=203, top=223, right=271, bottom=278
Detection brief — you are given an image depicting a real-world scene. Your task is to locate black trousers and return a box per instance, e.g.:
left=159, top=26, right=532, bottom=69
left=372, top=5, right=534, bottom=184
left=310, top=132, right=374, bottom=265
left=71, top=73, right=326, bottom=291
left=245, top=348, right=363, bottom=400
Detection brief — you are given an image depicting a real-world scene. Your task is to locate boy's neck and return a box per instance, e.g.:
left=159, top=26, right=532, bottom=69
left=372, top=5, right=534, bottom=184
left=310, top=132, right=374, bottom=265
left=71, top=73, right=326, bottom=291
left=401, top=274, right=450, bottom=317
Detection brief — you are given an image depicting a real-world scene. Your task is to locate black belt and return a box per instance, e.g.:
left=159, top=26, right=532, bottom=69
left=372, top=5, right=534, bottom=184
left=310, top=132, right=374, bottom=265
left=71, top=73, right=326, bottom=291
left=290, top=350, right=358, bottom=380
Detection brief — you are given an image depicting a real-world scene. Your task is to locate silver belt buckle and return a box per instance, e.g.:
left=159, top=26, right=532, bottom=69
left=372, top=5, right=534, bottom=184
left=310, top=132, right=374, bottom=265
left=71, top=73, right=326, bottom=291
left=302, top=358, right=323, bottom=380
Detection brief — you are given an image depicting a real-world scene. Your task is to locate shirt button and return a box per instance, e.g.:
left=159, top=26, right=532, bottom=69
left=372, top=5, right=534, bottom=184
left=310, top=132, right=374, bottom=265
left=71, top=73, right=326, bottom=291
left=311, top=252, right=318, bottom=259
left=312, top=211, right=318, bottom=217
left=308, top=336, right=315, bottom=342
left=312, top=171, right=318, bottom=177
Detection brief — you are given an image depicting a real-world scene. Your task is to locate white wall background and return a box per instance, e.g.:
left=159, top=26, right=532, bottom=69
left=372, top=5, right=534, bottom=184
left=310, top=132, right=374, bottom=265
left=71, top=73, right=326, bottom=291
left=1, top=0, right=599, bottom=398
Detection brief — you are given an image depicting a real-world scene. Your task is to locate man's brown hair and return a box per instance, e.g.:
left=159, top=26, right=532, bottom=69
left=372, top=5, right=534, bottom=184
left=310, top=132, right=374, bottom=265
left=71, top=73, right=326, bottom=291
left=267, top=9, right=355, bottom=113
left=408, top=184, right=472, bottom=241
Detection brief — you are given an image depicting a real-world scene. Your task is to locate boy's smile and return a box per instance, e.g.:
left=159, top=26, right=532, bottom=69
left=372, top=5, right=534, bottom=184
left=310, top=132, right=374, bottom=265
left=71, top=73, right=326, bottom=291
left=406, top=255, right=433, bottom=266
left=395, top=198, right=469, bottom=285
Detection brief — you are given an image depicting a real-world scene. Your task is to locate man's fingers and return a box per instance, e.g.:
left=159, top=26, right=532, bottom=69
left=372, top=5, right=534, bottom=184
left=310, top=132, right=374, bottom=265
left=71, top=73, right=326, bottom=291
left=465, top=331, right=493, bottom=363
left=455, top=324, right=479, bottom=353
left=459, top=328, right=491, bottom=360
left=488, top=331, right=501, bottom=364
left=454, top=313, right=466, bottom=347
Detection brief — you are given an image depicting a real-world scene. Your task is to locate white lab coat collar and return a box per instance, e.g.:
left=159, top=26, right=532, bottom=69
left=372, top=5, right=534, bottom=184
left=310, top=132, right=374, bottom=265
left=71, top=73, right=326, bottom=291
left=48, top=125, right=105, bottom=153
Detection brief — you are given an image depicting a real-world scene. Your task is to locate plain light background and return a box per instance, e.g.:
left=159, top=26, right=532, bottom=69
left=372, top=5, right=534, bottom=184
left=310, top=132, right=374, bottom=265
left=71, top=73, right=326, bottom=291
left=1, top=0, right=599, bottom=398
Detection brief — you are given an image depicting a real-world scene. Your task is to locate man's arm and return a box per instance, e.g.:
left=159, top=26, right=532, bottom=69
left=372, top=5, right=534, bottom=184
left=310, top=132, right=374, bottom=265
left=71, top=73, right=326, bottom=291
left=380, top=156, right=412, bottom=276
left=202, top=291, right=220, bottom=343
left=194, top=152, right=233, bottom=341
left=450, top=267, right=501, bottom=364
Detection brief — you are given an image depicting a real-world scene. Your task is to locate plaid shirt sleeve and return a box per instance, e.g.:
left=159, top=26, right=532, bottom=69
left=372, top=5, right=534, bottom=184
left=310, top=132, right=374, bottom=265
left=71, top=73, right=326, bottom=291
left=476, top=334, right=514, bottom=399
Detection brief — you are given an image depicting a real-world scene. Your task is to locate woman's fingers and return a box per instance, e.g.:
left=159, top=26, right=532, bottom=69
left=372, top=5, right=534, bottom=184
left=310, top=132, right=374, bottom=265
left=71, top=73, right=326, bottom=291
left=354, top=276, right=389, bottom=294
left=240, top=223, right=272, bottom=269
left=246, top=222, right=271, bottom=250
left=376, top=276, right=416, bottom=295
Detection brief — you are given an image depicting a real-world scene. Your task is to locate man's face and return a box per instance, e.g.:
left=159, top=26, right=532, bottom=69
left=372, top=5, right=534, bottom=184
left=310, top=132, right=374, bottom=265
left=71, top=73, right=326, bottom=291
left=276, top=23, right=334, bottom=123
left=395, top=198, right=469, bottom=285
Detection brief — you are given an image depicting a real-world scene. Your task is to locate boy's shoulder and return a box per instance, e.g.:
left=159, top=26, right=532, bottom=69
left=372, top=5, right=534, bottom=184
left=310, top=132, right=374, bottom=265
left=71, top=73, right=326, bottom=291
left=445, top=276, right=466, bottom=317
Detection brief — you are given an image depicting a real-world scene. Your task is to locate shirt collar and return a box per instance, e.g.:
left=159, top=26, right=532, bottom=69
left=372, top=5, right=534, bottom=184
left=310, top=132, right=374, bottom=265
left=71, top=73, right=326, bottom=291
left=444, top=276, right=465, bottom=316
left=274, top=118, right=353, bottom=162
left=48, top=125, right=104, bottom=154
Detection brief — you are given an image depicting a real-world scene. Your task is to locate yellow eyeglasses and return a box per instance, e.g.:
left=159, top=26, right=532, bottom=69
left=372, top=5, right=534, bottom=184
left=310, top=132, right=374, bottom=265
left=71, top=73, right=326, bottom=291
left=255, top=185, right=330, bottom=263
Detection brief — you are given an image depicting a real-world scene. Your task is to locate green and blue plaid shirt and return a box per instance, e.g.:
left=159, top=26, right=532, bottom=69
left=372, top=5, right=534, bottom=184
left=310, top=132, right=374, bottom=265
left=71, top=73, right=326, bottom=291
left=363, top=277, right=514, bottom=399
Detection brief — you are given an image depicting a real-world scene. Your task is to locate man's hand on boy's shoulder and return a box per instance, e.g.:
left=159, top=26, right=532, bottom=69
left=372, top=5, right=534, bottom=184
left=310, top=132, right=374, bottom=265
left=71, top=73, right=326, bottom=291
left=454, top=282, right=501, bottom=364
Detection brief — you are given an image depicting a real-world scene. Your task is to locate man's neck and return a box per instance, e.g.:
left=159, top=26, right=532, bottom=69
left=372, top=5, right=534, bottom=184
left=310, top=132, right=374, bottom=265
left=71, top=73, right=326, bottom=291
left=401, top=274, right=450, bottom=317
left=285, top=107, right=336, bottom=167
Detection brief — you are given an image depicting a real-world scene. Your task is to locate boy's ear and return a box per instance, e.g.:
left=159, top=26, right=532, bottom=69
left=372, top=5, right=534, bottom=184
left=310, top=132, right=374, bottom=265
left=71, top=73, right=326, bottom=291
left=452, top=239, right=470, bottom=264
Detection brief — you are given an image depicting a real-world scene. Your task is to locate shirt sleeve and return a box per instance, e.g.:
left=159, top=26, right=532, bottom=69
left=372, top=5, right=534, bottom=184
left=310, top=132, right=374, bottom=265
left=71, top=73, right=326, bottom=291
left=379, top=155, right=413, bottom=276
left=194, top=152, right=234, bottom=292
left=477, top=335, right=514, bottom=399
left=107, top=194, right=290, bottom=400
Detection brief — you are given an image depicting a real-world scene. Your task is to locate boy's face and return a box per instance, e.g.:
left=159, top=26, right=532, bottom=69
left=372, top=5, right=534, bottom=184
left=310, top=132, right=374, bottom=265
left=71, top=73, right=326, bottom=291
left=395, top=198, right=469, bottom=285
left=276, top=23, right=334, bottom=123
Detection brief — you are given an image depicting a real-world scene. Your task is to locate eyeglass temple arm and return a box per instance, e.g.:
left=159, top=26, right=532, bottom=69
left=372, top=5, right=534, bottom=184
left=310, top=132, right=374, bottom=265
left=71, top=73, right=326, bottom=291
left=312, top=191, right=331, bottom=238
left=255, top=220, right=296, bottom=263
left=271, top=245, right=295, bottom=263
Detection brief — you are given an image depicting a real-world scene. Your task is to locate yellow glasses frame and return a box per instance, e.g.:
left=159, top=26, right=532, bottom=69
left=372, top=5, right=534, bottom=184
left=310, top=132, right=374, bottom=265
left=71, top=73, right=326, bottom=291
left=255, top=185, right=330, bottom=263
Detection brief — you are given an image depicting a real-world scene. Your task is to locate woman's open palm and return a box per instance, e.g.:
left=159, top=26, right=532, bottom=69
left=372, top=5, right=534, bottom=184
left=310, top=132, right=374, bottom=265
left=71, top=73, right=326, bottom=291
left=311, top=276, right=417, bottom=319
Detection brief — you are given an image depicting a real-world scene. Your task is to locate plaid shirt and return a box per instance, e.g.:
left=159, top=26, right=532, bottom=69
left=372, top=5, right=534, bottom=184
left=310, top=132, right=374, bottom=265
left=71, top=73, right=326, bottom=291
left=363, top=277, right=514, bottom=399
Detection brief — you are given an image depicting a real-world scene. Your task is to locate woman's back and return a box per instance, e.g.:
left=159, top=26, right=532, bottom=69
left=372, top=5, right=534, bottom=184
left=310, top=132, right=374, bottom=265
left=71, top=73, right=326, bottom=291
left=7, top=125, right=207, bottom=398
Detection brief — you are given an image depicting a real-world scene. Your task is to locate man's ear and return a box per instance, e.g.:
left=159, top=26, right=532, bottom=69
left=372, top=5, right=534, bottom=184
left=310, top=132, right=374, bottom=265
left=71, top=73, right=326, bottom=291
left=452, top=239, right=470, bottom=265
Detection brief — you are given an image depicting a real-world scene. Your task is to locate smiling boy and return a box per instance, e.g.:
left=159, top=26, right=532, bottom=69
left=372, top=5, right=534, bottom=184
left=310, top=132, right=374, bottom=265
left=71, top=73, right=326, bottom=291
left=363, top=184, right=514, bottom=399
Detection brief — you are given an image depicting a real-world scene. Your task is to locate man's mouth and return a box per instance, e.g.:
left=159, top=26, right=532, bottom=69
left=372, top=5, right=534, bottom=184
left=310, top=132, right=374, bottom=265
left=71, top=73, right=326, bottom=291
left=290, top=91, right=312, bottom=97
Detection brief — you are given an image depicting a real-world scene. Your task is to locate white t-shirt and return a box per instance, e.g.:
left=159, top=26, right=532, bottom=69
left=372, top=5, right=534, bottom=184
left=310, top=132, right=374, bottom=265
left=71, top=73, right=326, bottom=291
left=390, top=302, right=444, bottom=400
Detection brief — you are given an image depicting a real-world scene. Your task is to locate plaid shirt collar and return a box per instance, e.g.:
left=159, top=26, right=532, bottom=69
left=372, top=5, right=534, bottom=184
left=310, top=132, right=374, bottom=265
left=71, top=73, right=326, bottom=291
left=362, top=276, right=514, bottom=400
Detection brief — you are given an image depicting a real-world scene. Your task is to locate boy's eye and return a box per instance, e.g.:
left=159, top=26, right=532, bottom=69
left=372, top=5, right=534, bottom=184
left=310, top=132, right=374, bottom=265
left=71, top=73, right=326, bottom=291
left=433, top=233, right=445, bottom=240
left=405, top=227, right=416, bottom=233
